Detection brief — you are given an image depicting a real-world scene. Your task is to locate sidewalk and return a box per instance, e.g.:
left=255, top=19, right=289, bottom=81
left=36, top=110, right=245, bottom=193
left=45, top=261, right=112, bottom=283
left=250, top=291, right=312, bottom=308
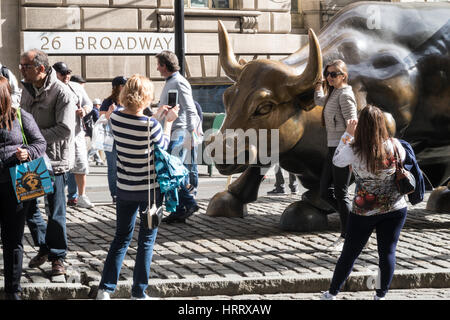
left=1, top=166, right=449, bottom=299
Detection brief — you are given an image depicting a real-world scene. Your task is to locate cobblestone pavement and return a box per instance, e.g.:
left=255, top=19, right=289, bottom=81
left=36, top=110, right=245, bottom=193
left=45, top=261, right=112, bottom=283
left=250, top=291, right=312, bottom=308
left=1, top=192, right=449, bottom=299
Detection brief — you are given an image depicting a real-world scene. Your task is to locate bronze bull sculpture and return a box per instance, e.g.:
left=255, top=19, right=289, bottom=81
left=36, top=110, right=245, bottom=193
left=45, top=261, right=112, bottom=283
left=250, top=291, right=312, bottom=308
left=205, top=1, right=450, bottom=229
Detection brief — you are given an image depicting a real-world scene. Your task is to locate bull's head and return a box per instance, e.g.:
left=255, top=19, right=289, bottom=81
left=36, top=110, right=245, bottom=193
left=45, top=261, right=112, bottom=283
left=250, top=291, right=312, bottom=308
left=207, top=21, right=323, bottom=175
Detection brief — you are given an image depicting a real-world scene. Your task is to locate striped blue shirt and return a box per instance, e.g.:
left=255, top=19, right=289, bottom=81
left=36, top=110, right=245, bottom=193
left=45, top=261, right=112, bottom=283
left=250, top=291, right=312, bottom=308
left=110, top=111, right=169, bottom=201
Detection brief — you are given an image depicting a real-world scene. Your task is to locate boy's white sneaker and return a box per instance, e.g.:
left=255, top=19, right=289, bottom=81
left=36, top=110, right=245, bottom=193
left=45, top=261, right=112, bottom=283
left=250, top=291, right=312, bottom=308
left=78, top=194, right=95, bottom=209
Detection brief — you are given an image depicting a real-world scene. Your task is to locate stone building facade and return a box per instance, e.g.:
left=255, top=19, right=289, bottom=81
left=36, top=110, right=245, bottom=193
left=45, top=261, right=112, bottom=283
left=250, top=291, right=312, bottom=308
left=0, top=0, right=436, bottom=112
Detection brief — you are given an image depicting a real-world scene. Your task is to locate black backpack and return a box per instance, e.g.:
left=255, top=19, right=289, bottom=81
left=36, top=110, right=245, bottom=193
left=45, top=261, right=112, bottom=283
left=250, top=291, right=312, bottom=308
left=1, top=65, right=10, bottom=80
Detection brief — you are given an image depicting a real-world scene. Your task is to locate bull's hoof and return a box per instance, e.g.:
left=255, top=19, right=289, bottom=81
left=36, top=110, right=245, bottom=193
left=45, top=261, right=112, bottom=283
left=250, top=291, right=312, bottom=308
left=426, top=183, right=450, bottom=213
left=206, top=191, right=247, bottom=218
left=279, top=200, right=328, bottom=232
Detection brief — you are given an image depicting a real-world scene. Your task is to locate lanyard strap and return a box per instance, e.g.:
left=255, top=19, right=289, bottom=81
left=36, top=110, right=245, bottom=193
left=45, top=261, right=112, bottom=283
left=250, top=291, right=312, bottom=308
left=16, top=107, right=28, bottom=145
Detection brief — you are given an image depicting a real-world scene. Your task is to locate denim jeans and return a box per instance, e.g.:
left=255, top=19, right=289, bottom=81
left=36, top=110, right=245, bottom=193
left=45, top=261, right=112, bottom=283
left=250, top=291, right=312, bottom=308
left=67, top=172, right=77, bottom=200
left=105, top=144, right=117, bottom=199
left=329, top=208, right=407, bottom=298
left=168, top=129, right=197, bottom=214
left=0, top=182, right=32, bottom=294
left=26, top=173, right=68, bottom=261
left=186, top=146, right=199, bottom=189
left=98, top=192, right=161, bottom=298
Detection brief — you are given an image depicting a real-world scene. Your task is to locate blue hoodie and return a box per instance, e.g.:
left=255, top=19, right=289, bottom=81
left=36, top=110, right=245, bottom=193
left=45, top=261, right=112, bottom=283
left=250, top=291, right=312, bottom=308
left=399, top=139, right=425, bottom=205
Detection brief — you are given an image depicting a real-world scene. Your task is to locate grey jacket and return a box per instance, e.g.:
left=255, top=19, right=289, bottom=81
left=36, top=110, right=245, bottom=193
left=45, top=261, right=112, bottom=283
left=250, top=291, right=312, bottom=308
left=20, top=68, right=76, bottom=174
left=158, top=72, right=198, bottom=133
left=314, top=85, right=357, bottom=147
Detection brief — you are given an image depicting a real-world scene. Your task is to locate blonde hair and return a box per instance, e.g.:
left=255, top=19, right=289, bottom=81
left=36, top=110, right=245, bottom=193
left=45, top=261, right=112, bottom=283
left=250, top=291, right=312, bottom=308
left=119, top=74, right=154, bottom=112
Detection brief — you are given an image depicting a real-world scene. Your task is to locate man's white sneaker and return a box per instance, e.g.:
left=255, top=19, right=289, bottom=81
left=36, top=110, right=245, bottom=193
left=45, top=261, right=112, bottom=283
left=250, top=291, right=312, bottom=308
left=320, top=291, right=336, bottom=300
left=96, top=289, right=110, bottom=300
left=131, top=293, right=157, bottom=300
left=374, top=295, right=385, bottom=300
left=327, top=236, right=345, bottom=252
left=77, top=195, right=95, bottom=209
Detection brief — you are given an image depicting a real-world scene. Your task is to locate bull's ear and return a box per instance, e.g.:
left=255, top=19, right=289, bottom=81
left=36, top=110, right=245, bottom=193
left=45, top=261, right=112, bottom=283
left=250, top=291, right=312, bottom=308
left=218, top=20, right=243, bottom=81
left=287, top=29, right=323, bottom=99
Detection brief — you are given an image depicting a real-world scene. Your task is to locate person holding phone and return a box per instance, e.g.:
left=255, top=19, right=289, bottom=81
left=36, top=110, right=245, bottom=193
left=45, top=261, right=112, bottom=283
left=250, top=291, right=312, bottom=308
left=154, top=50, right=199, bottom=224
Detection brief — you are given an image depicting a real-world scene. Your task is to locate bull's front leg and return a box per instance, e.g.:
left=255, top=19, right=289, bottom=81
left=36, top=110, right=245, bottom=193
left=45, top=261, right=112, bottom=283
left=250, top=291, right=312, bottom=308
left=206, top=166, right=264, bottom=217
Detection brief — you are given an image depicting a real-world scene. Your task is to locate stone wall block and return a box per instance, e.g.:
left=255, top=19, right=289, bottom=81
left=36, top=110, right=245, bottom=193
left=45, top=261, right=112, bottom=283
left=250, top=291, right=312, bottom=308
left=203, top=55, right=219, bottom=78
left=158, top=0, right=173, bottom=9
left=256, top=0, right=290, bottom=12
left=82, top=8, right=138, bottom=30
left=22, top=7, right=80, bottom=30
left=84, top=82, right=112, bottom=102
left=271, top=12, right=291, bottom=33
left=237, top=0, right=256, bottom=10
left=111, top=0, right=157, bottom=7
left=85, top=56, right=146, bottom=79
left=47, top=55, right=82, bottom=75
left=21, top=0, right=62, bottom=5
left=256, top=11, right=270, bottom=33
left=185, top=17, right=240, bottom=33
left=185, top=55, right=202, bottom=78
left=140, top=9, right=158, bottom=31
left=66, top=0, right=109, bottom=6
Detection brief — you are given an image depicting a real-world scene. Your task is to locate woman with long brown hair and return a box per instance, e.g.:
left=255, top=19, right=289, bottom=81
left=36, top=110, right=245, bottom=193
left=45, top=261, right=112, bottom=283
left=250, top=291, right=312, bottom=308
left=314, top=59, right=357, bottom=251
left=321, top=105, right=408, bottom=300
left=0, top=76, right=46, bottom=299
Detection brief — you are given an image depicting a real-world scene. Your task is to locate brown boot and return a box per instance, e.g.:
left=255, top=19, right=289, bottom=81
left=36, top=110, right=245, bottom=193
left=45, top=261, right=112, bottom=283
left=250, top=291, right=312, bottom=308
left=51, top=259, right=66, bottom=276
left=29, top=251, right=48, bottom=268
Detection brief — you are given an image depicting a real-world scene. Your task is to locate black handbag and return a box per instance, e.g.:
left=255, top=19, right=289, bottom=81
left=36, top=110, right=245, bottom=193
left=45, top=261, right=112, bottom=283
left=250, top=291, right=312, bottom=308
left=392, top=139, right=415, bottom=195
left=144, top=117, right=163, bottom=229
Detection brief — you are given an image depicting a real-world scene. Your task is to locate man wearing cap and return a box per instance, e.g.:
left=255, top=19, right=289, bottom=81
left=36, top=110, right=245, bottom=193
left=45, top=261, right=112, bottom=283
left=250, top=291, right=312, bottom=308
left=53, top=62, right=95, bottom=209
left=99, top=76, right=127, bottom=203
left=19, top=49, right=76, bottom=277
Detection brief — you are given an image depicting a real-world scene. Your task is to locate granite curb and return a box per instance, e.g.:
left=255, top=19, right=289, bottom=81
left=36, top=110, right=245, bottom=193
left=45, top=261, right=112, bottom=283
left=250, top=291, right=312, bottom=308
left=1, top=269, right=450, bottom=300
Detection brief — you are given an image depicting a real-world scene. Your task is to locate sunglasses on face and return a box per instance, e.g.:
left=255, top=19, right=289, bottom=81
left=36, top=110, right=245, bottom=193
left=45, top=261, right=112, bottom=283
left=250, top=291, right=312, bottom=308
left=325, top=71, right=344, bottom=78
left=19, top=64, right=36, bottom=71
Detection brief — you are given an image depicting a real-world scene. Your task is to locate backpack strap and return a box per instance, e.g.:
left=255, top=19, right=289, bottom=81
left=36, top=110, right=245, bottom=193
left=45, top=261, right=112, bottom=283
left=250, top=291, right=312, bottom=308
left=1, top=65, right=9, bottom=80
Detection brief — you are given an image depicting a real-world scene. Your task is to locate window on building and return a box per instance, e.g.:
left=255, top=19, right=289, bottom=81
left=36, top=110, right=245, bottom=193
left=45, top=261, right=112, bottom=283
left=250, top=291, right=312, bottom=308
left=291, top=0, right=300, bottom=13
left=184, top=0, right=232, bottom=9
left=192, top=85, right=231, bottom=113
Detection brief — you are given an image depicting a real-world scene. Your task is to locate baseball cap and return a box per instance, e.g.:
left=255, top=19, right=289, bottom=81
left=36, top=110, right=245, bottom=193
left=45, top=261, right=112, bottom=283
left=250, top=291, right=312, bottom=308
left=53, top=62, right=72, bottom=75
left=93, top=98, right=102, bottom=105
left=70, top=74, right=86, bottom=83
left=112, top=76, right=127, bottom=87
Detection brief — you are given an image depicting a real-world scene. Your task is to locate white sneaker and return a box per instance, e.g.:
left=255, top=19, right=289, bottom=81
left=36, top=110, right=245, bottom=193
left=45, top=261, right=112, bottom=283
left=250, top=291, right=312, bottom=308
left=77, top=194, right=95, bottom=209
left=96, top=289, right=110, bottom=300
left=320, top=291, right=336, bottom=300
left=327, top=236, right=345, bottom=252
left=130, top=293, right=157, bottom=300
left=374, top=294, right=385, bottom=300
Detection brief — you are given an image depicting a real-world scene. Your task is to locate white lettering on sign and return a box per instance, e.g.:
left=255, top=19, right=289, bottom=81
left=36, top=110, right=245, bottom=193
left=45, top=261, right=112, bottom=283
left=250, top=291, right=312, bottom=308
left=23, top=32, right=175, bottom=54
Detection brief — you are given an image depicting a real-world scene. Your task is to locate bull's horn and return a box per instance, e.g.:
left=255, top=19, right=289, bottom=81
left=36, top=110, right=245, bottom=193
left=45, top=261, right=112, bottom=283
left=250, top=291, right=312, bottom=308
left=218, top=20, right=243, bottom=81
left=287, top=29, right=323, bottom=94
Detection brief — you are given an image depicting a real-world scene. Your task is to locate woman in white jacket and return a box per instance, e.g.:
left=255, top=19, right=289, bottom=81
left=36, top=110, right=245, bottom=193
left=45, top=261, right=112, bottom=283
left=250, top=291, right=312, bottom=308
left=321, top=105, right=408, bottom=300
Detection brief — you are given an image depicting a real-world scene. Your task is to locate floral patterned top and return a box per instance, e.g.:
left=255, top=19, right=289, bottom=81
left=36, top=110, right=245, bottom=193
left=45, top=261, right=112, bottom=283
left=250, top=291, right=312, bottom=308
left=333, top=132, right=408, bottom=216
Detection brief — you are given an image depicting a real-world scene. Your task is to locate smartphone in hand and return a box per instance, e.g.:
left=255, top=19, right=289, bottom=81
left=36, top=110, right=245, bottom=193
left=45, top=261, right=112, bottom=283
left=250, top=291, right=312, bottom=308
left=167, top=90, right=178, bottom=109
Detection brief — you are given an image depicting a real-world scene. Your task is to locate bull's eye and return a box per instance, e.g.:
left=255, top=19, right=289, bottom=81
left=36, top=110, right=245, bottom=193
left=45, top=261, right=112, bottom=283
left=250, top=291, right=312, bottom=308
left=254, top=103, right=273, bottom=116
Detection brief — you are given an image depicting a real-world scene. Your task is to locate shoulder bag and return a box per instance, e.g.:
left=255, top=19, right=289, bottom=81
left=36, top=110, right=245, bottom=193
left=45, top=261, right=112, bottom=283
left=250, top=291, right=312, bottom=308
left=392, top=138, right=415, bottom=195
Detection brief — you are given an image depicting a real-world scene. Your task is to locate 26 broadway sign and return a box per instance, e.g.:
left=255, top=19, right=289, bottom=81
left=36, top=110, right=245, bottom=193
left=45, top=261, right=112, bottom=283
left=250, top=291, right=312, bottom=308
left=22, top=32, right=175, bottom=54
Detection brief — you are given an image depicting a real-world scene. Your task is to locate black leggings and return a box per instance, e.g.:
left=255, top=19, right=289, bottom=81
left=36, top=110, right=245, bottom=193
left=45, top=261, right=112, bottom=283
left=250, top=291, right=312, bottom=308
left=320, top=147, right=352, bottom=238
left=329, top=208, right=407, bottom=298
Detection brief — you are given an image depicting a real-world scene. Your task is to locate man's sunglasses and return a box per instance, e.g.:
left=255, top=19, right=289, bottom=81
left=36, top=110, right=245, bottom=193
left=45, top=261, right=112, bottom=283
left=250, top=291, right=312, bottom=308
left=325, top=71, right=343, bottom=78
left=19, top=64, right=37, bottom=70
